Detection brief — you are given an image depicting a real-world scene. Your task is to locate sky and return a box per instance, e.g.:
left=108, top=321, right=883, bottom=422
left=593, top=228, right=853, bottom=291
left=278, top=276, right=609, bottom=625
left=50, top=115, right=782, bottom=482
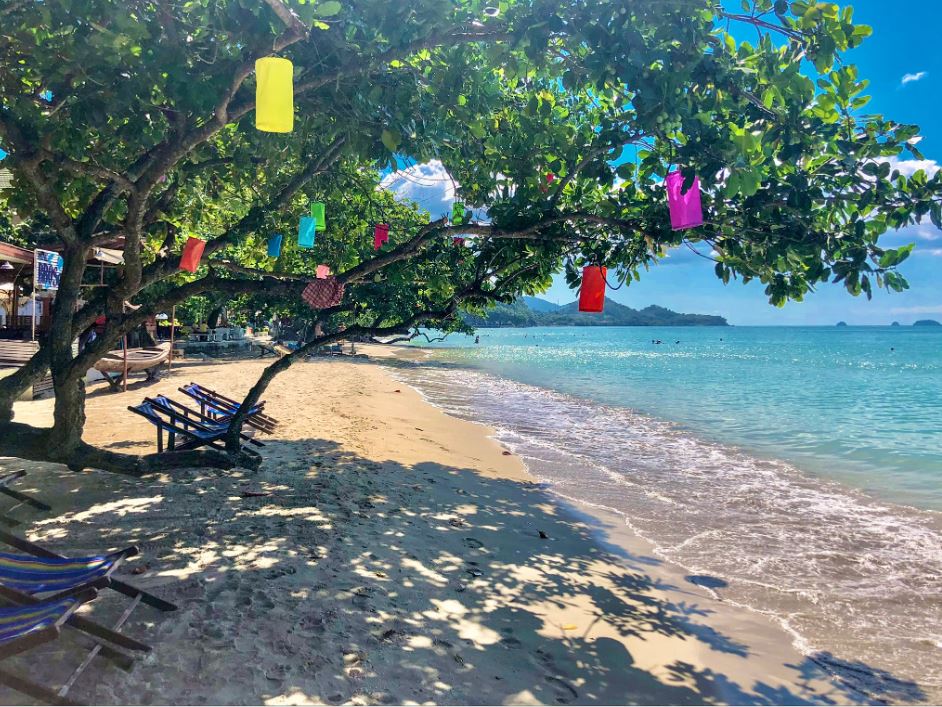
left=381, top=1, right=942, bottom=325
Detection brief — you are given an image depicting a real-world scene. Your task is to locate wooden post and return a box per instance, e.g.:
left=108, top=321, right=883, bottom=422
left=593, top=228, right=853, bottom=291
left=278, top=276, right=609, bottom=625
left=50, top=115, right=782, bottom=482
left=122, top=302, right=128, bottom=392
left=168, top=305, right=175, bottom=372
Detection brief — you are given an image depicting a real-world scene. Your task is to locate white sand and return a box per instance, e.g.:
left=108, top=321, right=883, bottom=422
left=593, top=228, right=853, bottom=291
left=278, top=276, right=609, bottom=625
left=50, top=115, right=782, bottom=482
left=0, top=353, right=868, bottom=705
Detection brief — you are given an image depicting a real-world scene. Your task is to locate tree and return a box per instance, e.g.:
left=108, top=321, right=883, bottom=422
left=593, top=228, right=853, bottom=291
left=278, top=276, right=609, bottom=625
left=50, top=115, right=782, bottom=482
left=0, top=0, right=937, bottom=474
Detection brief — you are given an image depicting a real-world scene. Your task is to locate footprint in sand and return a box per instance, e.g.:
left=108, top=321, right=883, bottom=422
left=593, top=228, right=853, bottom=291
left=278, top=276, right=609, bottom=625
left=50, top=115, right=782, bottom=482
left=545, top=676, right=578, bottom=704
left=463, top=537, right=484, bottom=550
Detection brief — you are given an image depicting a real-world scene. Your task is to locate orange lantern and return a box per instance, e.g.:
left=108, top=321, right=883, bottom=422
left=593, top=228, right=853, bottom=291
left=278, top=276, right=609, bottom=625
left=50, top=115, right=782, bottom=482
left=179, top=237, right=206, bottom=273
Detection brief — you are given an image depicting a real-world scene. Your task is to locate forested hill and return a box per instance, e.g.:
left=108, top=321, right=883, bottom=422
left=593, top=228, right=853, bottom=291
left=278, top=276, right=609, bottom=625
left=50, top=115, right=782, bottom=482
left=462, top=297, right=729, bottom=327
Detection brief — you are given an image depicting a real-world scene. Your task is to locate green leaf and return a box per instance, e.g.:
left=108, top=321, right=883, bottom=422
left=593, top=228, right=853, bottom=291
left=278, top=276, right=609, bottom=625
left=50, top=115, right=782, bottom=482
left=381, top=128, right=401, bottom=152
left=315, top=1, right=342, bottom=17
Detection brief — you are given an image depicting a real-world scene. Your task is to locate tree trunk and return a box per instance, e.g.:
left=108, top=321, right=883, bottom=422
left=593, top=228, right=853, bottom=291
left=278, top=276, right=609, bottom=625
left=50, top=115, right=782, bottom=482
left=48, top=243, right=89, bottom=453
left=0, top=348, right=50, bottom=422
left=0, top=421, right=260, bottom=475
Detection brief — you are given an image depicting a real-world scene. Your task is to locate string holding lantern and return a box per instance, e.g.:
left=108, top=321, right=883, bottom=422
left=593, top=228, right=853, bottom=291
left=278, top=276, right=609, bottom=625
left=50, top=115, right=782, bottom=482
left=302, top=277, right=345, bottom=310
left=451, top=201, right=465, bottom=225
left=179, top=237, right=206, bottom=273
left=665, top=170, right=704, bottom=230
left=298, top=217, right=316, bottom=248
left=374, top=223, right=390, bottom=250
left=255, top=57, right=294, bottom=133
left=578, top=266, right=606, bottom=313
left=316, top=264, right=331, bottom=279
left=310, top=202, right=326, bottom=230
left=267, top=234, right=284, bottom=258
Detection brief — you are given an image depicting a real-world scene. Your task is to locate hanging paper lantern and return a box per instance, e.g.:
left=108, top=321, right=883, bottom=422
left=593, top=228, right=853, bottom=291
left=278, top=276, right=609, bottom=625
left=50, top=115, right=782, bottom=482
left=546, top=173, right=556, bottom=184
left=255, top=57, right=294, bottom=133
left=316, top=264, right=331, bottom=279
left=451, top=201, right=465, bottom=225
left=267, top=233, right=284, bottom=258
left=179, top=237, right=206, bottom=273
left=310, top=202, right=326, bottom=230
left=302, top=278, right=345, bottom=309
left=578, top=266, right=606, bottom=313
left=374, top=223, right=390, bottom=250
left=298, top=217, right=316, bottom=248
left=666, top=170, right=704, bottom=230
left=453, top=237, right=465, bottom=247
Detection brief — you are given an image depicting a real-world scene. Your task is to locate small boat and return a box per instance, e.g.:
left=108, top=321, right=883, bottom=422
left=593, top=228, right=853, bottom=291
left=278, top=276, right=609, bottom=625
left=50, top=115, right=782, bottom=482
left=93, top=342, right=170, bottom=389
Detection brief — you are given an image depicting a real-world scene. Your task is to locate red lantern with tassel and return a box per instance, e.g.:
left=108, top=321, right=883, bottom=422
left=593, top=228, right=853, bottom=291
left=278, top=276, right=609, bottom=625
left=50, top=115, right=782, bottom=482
left=578, top=266, right=606, bottom=313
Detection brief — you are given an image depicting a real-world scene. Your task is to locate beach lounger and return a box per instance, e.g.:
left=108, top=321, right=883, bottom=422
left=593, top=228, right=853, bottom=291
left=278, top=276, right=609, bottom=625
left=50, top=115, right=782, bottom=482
left=0, top=591, right=107, bottom=705
left=128, top=396, right=264, bottom=456
left=0, top=546, right=154, bottom=664
left=0, top=529, right=177, bottom=613
left=0, top=470, right=52, bottom=527
left=149, top=395, right=265, bottom=447
left=179, top=382, right=279, bottom=434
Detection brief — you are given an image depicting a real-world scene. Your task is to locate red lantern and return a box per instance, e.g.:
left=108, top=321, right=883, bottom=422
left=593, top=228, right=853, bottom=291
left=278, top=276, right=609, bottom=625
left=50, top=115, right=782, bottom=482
left=578, top=266, right=606, bottom=313
left=179, top=237, right=206, bottom=273
left=374, top=223, right=390, bottom=250
left=453, top=237, right=465, bottom=247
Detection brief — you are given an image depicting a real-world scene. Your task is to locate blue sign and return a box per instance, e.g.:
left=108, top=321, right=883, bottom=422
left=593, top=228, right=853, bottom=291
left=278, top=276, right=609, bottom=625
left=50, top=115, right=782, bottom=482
left=34, top=249, right=64, bottom=290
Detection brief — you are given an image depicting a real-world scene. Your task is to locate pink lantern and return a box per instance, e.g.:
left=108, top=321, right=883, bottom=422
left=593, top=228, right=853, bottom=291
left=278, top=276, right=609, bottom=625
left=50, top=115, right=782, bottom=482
left=374, top=223, right=390, bottom=250
left=666, top=170, right=703, bottom=230
left=453, top=237, right=465, bottom=247
left=316, top=264, right=331, bottom=279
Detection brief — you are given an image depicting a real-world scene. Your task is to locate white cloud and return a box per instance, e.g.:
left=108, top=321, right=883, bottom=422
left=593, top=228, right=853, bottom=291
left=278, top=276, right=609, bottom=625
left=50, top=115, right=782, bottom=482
left=915, top=247, right=942, bottom=257
left=379, top=160, right=457, bottom=219
left=889, top=304, right=942, bottom=315
left=881, top=155, right=940, bottom=178
left=901, top=71, right=927, bottom=86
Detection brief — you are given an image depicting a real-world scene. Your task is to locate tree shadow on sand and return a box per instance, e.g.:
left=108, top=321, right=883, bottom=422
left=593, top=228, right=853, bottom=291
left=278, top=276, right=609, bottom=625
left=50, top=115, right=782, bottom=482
left=0, top=444, right=927, bottom=706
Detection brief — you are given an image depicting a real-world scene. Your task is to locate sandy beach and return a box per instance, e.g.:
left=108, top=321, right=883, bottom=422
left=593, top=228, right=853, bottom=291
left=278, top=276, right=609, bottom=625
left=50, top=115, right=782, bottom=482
left=0, top=350, right=874, bottom=705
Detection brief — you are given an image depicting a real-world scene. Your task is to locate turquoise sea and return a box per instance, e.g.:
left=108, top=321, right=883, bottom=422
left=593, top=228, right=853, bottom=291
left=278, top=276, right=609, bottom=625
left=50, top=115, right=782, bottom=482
left=389, top=326, right=942, bottom=702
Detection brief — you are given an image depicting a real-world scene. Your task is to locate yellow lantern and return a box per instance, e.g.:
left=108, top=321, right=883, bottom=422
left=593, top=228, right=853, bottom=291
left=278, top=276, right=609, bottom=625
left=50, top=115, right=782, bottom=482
left=255, top=57, right=293, bottom=133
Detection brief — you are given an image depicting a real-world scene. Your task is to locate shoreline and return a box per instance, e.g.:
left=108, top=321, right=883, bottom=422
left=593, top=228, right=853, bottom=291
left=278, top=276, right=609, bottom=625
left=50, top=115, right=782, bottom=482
left=0, top=352, right=886, bottom=704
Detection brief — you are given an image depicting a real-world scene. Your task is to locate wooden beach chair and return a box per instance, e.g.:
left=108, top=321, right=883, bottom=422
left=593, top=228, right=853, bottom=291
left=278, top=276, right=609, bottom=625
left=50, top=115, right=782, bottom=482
left=0, top=529, right=177, bottom=613
left=0, top=470, right=52, bottom=528
left=149, top=394, right=266, bottom=447
left=179, top=382, right=279, bottom=434
left=128, top=396, right=264, bottom=455
left=0, top=590, right=109, bottom=705
left=0, top=546, right=154, bottom=667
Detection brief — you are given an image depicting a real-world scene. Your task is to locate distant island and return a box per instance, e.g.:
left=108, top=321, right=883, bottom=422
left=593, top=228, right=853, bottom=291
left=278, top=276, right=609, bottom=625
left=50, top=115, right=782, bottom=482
left=463, top=296, right=728, bottom=327
left=914, top=319, right=941, bottom=327
left=891, top=321, right=901, bottom=327
left=836, top=321, right=848, bottom=327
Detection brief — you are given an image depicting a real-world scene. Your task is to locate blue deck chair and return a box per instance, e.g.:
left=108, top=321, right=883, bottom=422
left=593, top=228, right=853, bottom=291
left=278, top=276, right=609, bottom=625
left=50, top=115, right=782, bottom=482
left=178, top=382, right=278, bottom=434
left=0, top=590, right=118, bottom=705
left=0, top=529, right=177, bottom=613
left=128, top=397, right=263, bottom=455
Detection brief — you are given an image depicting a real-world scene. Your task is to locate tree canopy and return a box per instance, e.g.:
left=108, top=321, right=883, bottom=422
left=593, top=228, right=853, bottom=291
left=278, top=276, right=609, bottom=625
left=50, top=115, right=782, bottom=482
left=0, top=0, right=938, bottom=473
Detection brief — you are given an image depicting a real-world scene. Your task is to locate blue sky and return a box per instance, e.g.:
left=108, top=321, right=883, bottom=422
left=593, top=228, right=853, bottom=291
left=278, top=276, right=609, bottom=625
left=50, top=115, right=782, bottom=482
left=385, top=1, right=942, bottom=325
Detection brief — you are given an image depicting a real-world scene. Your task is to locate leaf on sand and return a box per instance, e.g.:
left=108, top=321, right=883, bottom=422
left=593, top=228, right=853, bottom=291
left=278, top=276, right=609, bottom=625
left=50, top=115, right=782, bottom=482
left=561, top=624, right=578, bottom=631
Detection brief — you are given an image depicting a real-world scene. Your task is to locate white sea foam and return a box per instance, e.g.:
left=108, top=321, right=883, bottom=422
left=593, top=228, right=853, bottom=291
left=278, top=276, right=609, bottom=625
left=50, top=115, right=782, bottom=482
left=387, top=360, right=942, bottom=703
